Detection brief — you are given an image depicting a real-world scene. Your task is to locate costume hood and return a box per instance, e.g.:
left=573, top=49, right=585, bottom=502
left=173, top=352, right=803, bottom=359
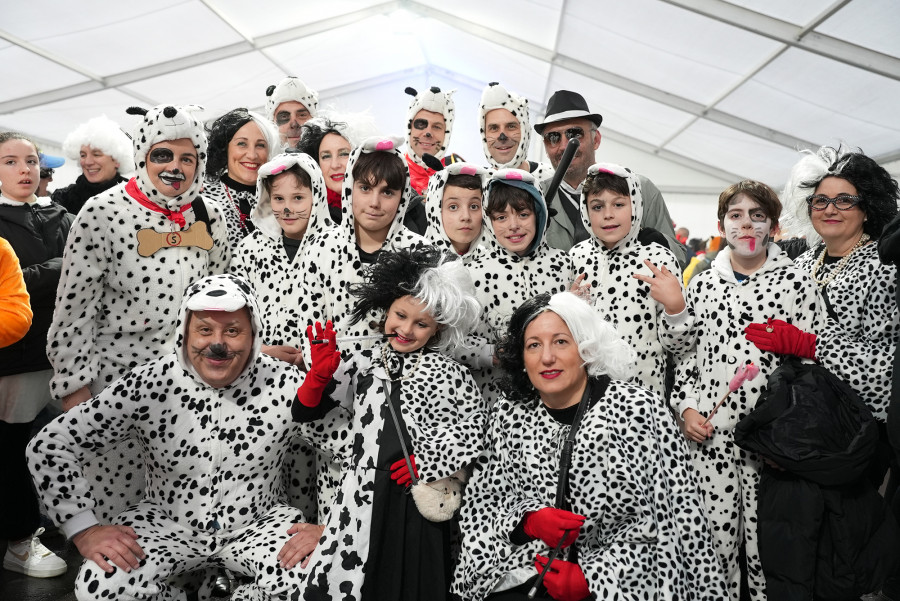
left=62, top=114, right=136, bottom=175
left=423, top=162, right=490, bottom=260
left=127, top=104, right=207, bottom=211
left=252, top=151, right=333, bottom=245
left=265, top=76, right=319, bottom=123
left=479, top=82, right=531, bottom=170
left=579, top=163, right=643, bottom=253
left=340, top=135, right=414, bottom=246
left=405, top=86, right=456, bottom=166
left=175, top=274, right=263, bottom=387
left=482, top=169, right=549, bottom=259
left=711, top=242, right=790, bottom=284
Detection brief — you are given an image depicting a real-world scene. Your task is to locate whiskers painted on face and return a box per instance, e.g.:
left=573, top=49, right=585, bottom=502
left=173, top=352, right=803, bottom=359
left=274, top=208, right=310, bottom=221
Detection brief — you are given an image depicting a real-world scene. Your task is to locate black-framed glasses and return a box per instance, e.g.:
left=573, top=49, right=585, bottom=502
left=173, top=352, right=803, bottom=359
left=806, top=194, right=861, bottom=211
left=542, top=127, right=587, bottom=147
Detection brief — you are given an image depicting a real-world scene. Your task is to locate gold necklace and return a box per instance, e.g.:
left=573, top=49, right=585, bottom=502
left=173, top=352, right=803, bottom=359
left=811, top=232, right=869, bottom=290
left=380, top=343, right=424, bottom=382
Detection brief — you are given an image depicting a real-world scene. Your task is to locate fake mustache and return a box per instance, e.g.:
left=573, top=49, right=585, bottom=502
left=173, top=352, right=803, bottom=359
left=202, top=343, right=237, bottom=360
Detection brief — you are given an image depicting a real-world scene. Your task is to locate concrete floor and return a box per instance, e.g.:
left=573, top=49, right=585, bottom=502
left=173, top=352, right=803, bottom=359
left=0, top=525, right=80, bottom=601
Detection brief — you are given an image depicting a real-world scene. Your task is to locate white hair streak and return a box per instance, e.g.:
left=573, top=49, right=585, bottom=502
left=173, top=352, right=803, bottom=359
left=412, top=256, right=481, bottom=352
left=314, top=106, right=380, bottom=149
left=546, top=292, right=636, bottom=381
left=779, top=144, right=847, bottom=246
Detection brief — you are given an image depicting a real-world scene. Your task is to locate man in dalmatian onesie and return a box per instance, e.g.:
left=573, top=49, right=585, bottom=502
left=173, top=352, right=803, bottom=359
left=30, top=274, right=312, bottom=601
left=403, top=85, right=457, bottom=196
left=478, top=82, right=553, bottom=180
left=46, top=104, right=231, bottom=524
left=266, top=76, right=319, bottom=149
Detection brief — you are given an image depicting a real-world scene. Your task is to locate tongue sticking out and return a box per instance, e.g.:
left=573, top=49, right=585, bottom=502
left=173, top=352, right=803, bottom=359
left=749, top=238, right=755, bottom=252
left=172, top=181, right=181, bottom=191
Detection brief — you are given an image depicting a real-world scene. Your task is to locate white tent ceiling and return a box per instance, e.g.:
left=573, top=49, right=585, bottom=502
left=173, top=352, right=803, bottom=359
left=2, top=0, right=899, bottom=237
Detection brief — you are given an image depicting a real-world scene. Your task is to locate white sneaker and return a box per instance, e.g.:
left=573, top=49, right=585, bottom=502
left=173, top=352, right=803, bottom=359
left=3, top=527, right=67, bottom=578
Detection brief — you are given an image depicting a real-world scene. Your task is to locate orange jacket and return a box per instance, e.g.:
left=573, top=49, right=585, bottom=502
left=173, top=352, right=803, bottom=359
left=0, top=237, right=32, bottom=348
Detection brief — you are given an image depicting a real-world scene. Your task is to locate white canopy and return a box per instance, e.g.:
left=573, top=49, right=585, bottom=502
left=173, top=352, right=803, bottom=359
left=2, top=0, right=898, bottom=237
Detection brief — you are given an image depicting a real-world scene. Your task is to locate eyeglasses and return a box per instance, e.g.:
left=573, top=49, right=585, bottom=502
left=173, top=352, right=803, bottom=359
left=542, top=127, right=588, bottom=147
left=806, top=194, right=861, bottom=211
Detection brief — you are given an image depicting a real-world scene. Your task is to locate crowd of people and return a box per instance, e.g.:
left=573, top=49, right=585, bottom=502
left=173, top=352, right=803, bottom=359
left=0, top=74, right=899, bottom=601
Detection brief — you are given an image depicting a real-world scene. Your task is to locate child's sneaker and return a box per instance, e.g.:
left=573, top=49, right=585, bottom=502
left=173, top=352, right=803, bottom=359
left=3, top=527, right=67, bottom=578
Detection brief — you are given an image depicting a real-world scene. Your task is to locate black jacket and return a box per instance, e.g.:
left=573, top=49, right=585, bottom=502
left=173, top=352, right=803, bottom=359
left=735, top=358, right=899, bottom=600
left=50, top=173, right=126, bottom=215
left=0, top=200, right=73, bottom=376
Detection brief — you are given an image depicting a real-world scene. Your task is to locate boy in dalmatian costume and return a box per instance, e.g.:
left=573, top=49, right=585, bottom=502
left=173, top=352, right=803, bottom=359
left=667, top=181, right=818, bottom=601
left=403, top=85, right=457, bottom=195
left=266, top=76, right=319, bottom=149
left=46, top=104, right=231, bottom=524
left=231, top=151, right=334, bottom=521
left=30, top=274, right=312, bottom=601
left=422, top=161, right=490, bottom=265
left=569, top=163, right=688, bottom=398
left=478, top=82, right=553, bottom=180
left=295, top=136, right=429, bottom=518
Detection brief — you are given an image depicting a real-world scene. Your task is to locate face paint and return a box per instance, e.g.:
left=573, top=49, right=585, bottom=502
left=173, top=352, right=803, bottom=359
left=719, top=194, right=772, bottom=260
left=149, top=148, right=174, bottom=163
left=158, top=169, right=186, bottom=191
left=413, top=118, right=429, bottom=130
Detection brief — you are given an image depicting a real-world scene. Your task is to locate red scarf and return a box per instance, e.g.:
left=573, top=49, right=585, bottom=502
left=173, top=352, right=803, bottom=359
left=326, top=188, right=342, bottom=210
left=125, top=178, right=192, bottom=228
left=405, top=155, right=435, bottom=196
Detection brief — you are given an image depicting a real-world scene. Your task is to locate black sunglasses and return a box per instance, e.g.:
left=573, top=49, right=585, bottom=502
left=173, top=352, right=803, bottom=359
left=542, top=127, right=588, bottom=146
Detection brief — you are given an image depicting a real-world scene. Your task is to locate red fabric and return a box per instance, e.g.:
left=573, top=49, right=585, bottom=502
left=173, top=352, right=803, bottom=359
left=389, top=455, right=419, bottom=487
left=405, top=154, right=435, bottom=196
left=522, top=507, right=585, bottom=549
left=534, top=555, right=590, bottom=601
left=297, top=321, right=341, bottom=407
left=326, top=188, right=342, bottom=210
left=125, top=178, right=192, bottom=228
left=744, top=318, right=817, bottom=360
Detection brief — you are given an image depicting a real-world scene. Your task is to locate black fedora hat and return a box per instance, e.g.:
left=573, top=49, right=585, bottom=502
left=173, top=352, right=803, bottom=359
left=534, top=90, right=603, bottom=134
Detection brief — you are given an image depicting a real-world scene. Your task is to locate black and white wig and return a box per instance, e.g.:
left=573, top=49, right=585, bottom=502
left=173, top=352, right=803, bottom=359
left=498, top=291, right=635, bottom=403
left=781, top=144, right=899, bottom=245
left=205, top=108, right=279, bottom=178
left=347, top=247, right=480, bottom=352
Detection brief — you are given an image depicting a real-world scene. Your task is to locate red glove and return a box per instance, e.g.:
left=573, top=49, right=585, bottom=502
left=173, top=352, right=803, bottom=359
left=534, top=555, right=590, bottom=601
left=297, top=321, right=341, bottom=407
left=390, top=456, right=418, bottom=487
left=522, top=507, right=585, bottom=549
left=744, top=318, right=816, bottom=360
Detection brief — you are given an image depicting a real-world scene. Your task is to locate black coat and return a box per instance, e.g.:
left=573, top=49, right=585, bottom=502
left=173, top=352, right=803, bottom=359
left=50, top=173, right=126, bottom=215
left=735, top=358, right=899, bottom=600
left=0, top=200, right=73, bottom=376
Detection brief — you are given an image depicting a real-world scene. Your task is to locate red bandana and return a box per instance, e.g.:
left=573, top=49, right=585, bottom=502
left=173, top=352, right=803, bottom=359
left=126, top=178, right=192, bottom=228
left=406, top=155, right=435, bottom=196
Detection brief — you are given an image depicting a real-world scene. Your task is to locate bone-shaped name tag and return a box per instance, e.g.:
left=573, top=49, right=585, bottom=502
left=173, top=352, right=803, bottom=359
left=137, top=221, right=214, bottom=257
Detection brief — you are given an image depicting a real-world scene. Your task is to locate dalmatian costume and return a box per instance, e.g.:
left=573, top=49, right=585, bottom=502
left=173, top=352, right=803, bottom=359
left=464, top=170, right=573, bottom=395
left=30, top=274, right=309, bottom=601
left=231, top=152, right=334, bottom=521
left=295, top=136, right=429, bottom=517
left=404, top=86, right=456, bottom=195
left=479, top=82, right=553, bottom=180
left=422, top=161, right=490, bottom=264
left=46, top=104, right=231, bottom=524
left=293, top=344, right=488, bottom=601
left=265, top=77, right=319, bottom=124
left=668, top=245, right=818, bottom=601
left=569, top=163, right=686, bottom=397
left=454, top=378, right=729, bottom=600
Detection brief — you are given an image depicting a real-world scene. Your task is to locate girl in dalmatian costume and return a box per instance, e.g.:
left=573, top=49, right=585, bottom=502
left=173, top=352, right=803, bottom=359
left=453, top=291, right=728, bottom=601
left=231, top=151, right=334, bottom=522
left=478, top=82, right=553, bottom=180
left=46, top=104, right=231, bottom=524
left=569, top=163, right=687, bottom=398
left=30, top=274, right=311, bottom=601
left=292, top=247, right=487, bottom=601
left=422, top=161, right=490, bottom=264
left=465, top=169, right=574, bottom=400
left=203, top=108, right=281, bottom=249
left=295, top=136, right=429, bottom=518
left=667, top=180, right=818, bottom=601
left=404, top=86, right=456, bottom=195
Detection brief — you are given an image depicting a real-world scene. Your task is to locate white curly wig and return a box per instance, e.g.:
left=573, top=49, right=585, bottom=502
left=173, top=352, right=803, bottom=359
left=62, top=115, right=135, bottom=175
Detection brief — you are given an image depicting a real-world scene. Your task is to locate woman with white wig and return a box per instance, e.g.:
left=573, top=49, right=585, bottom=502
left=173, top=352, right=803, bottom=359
left=453, top=291, right=727, bottom=601
left=53, top=115, right=134, bottom=214
left=204, top=108, right=280, bottom=248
